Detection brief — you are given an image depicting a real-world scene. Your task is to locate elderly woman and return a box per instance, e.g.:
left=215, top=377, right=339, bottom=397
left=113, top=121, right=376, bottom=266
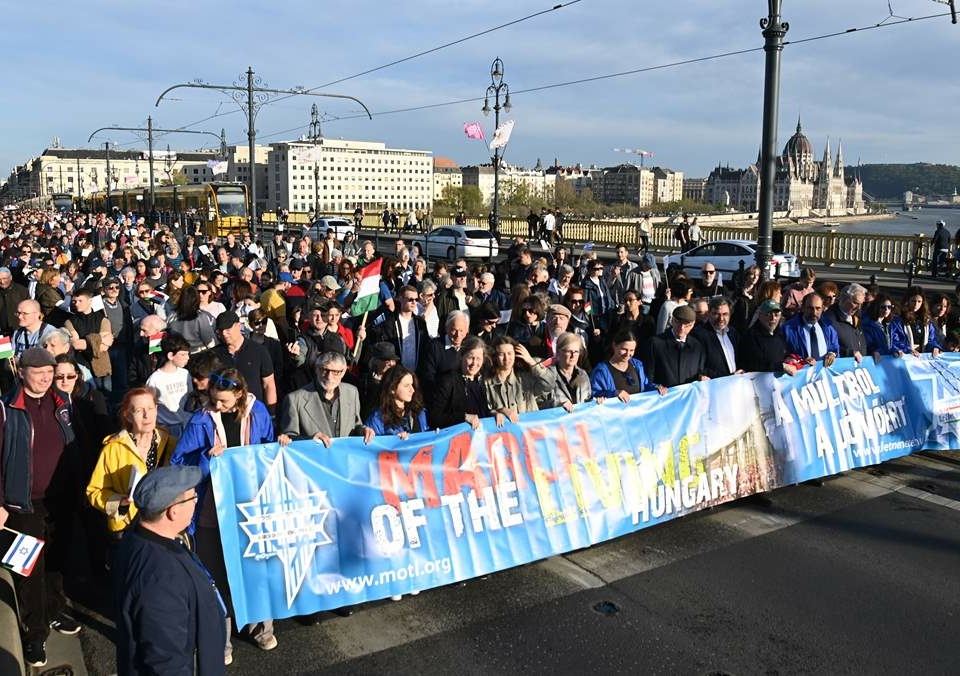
left=539, top=332, right=592, bottom=412
left=42, top=327, right=94, bottom=381
left=428, top=336, right=491, bottom=430
left=419, top=279, right=441, bottom=338
left=86, top=387, right=175, bottom=533
left=484, top=335, right=556, bottom=425
left=171, top=368, right=277, bottom=662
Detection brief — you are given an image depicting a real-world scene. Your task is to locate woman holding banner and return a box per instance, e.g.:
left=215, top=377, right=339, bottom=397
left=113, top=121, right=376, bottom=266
left=362, top=365, right=429, bottom=442
left=484, top=335, right=556, bottom=425
left=539, top=332, right=592, bottom=412
left=863, top=293, right=911, bottom=359
left=428, top=336, right=491, bottom=430
left=590, top=329, right=657, bottom=403
left=171, top=367, right=277, bottom=665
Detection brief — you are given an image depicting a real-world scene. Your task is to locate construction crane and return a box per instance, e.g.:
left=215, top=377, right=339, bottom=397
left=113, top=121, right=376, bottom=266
left=612, top=147, right=654, bottom=169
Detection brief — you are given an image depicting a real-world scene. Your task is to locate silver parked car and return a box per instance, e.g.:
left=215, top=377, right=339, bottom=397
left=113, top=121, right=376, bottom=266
left=410, top=226, right=499, bottom=260
left=304, top=216, right=355, bottom=241
left=662, top=239, right=800, bottom=280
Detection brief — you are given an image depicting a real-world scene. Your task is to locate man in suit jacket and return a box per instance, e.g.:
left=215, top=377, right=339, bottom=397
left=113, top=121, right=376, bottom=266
left=783, top=292, right=840, bottom=366
left=278, top=351, right=363, bottom=447
left=418, top=311, right=470, bottom=384
left=644, top=305, right=708, bottom=389
left=691, top=296, right=742, bottom=378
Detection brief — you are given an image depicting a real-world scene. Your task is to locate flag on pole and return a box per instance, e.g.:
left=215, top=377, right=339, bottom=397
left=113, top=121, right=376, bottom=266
left=149, top=290, right=169, bottom=305
left=350, top=259, right=383, bottom=317
left=207, top=160, right=229, bottom=175
left=2, top=529, right=44, bottom=577
left=0, top=336, right=13, bottom=360
left=489, top=120, right=515, bottom=151
left=583, top=300, right=593, bottom=316
left=148, top=332, right=166, bottom=354
left=463, top=122, right=485, bottom=141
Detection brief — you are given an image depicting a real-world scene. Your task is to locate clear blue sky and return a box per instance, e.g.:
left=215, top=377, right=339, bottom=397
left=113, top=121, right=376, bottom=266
left=0, top=0, right=956, bottom=180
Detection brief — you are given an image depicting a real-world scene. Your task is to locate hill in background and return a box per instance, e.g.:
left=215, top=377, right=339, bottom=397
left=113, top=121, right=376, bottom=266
left=846, top=163, right=960, bottom=200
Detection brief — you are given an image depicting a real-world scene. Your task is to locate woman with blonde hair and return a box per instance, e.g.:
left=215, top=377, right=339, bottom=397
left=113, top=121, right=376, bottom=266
left=86, top=387, right=175, bottom=533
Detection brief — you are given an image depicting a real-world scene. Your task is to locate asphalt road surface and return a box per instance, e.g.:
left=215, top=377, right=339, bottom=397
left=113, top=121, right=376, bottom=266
left=68, top=451, right=960, bottom=676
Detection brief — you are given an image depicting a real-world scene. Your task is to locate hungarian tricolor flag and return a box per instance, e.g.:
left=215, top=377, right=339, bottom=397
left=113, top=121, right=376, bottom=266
left=350, top=259, right=382, bottom=316
left=148, top=332, right=165, bottom=354
left=0, top=336, right=12, bottom=360
left=583, top=300, right=593, bottom=316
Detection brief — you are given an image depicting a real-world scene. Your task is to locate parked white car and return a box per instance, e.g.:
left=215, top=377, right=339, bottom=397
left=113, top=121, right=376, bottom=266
left=304, top=216, right=355, bottom=241
left=410, top=226, right=499, bottom=260
left=662, top=239, right=800, bottom=280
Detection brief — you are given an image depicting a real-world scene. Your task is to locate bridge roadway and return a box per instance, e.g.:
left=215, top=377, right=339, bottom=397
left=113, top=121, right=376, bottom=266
left=58, top=451, right=960, bottom=675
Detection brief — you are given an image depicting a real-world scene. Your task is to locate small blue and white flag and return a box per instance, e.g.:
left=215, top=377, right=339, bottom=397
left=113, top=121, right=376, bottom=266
left=2, top=529, right=44, bottom=577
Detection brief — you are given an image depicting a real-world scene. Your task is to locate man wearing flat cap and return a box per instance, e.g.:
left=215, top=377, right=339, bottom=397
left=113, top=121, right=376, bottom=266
left=0, top=347, right=80, bottom=668
left=644, top=304, right=709, bottom=390
left=114, top=465, right=226, bottom=676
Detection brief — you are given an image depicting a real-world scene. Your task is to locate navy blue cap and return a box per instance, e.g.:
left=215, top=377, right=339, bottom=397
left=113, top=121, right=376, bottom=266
left=133, top=466, right=203, bottom=514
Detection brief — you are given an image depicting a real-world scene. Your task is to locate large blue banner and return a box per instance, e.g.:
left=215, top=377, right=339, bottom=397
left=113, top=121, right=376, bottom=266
left=212, top=355, right=952, bottom=627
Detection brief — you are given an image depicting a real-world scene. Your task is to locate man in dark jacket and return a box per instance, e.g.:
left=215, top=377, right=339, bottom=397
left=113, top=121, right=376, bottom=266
left=692, top=296, right=742, bottom=378
left=0, top=348, right=80, bottom=668
left=0, top=266, right=29, bottom=336
left=644, top=305, right=708, bottom=388
left=419, top=311, right=470, bottom=384
left=824, top=282, right=868, bottom=363
left=114, top=465, right=226, bottom=676
left=736, top=300, right=799, bottom=375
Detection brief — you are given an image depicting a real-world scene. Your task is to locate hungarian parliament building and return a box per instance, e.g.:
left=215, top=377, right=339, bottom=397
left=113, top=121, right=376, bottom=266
left=702, top=119, right=866, bottom=217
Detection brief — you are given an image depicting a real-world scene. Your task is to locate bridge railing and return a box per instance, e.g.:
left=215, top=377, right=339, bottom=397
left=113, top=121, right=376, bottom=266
left=266, top=211, right=928, bottom=271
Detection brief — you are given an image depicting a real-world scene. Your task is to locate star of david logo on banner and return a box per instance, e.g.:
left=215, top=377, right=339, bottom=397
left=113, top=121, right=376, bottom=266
left=237, top=450, right=333, bottom=607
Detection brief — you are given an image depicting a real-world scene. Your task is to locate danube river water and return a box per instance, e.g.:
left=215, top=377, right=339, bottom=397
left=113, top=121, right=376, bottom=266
left=816, top=207, right=960, bottom=237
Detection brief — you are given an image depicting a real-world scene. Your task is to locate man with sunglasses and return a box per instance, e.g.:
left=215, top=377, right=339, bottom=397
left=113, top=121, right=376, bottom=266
left=101, top=277, right=133, bottom=405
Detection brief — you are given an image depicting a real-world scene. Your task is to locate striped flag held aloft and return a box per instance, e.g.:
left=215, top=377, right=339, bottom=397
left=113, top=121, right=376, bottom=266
left=148, top=332, right=166, bottom=354
left=350, top=259, right=383, bottom=317
left=0, top=336, right=13, bottom=360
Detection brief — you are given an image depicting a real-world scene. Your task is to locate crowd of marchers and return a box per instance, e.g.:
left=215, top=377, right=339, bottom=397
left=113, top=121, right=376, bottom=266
left=0, top=206, right=956, bottom=674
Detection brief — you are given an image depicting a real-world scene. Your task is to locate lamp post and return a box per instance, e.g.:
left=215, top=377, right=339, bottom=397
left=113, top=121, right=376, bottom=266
left=482, top=57, right=511, bottom=237
left=103, top=141, right=112, bottom=213
left=309, top=103, right=322, bottom=217
left=756, top=0, right=789, bottom=280
left=156, top=67, right=372, bottom=238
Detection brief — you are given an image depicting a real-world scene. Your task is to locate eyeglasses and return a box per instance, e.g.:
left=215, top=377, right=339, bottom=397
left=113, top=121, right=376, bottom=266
left=170, top=494, right=199, bottom=508
left=403, top=296, right=418, bottom=302
left=879, top=304, right=894, bottom=310
left=15, top=310, right=36, bottom=316
left=523, top=308, right=537, bottom=314
left=703, top=270, right=716, bottom=275
left=569, top=298, right=584, bottom=304
left=138, top=289, right=153, bottom=295
left=250, top=321, right=267, bottom=328
left=209, top=373, right=240, bottom=389
left=320, top=367, right=346, bottom=376
left=55, top=374, right=78, bottom=381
